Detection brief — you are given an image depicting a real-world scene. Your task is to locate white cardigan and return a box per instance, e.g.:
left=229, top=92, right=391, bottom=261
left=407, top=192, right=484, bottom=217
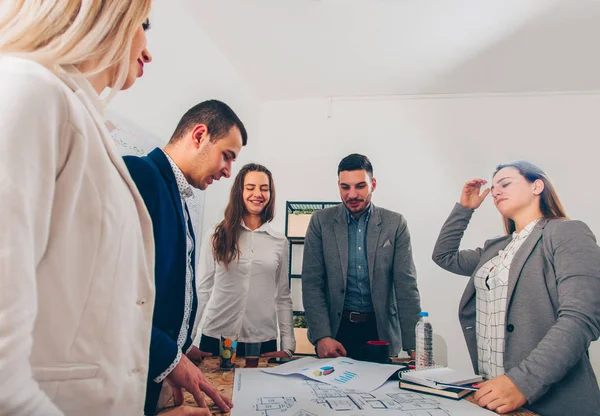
left=0, top=57, right=155, bottom=415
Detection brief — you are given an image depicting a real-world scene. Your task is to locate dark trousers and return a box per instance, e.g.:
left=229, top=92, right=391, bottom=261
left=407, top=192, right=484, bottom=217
left=335, top=313, right=379, bottom=360
left=199, top=334, right=277, bottom=357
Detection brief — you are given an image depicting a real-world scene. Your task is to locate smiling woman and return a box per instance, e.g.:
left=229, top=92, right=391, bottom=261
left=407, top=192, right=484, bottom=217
left=193, top=163, right=296, bottom=361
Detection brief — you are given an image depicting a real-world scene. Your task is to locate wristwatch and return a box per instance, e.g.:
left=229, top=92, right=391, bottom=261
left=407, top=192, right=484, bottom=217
left=405, top=349, right=416, bottom=355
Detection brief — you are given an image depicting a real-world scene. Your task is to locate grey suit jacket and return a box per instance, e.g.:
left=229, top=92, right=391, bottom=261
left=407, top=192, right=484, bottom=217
left=301, top=203, right=421, bottom=355
left=433, top=203, right=600, bottom=416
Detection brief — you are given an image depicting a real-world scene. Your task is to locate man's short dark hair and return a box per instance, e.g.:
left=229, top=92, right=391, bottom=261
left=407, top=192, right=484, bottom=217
left=169, top=100, right=248, bottom=145
left=337, top=153, right=373, bottom=177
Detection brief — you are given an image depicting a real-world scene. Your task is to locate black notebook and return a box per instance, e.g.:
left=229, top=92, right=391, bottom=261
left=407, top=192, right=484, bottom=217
left=399, top=380, right=472, bottom=400
left=399, top=366, right=483, bottom=389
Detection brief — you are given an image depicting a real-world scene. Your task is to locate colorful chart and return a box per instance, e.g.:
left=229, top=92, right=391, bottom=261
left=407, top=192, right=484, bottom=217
left=333, top=370, right=357, bottom=384
left=312, top=365, right=335, bottom=376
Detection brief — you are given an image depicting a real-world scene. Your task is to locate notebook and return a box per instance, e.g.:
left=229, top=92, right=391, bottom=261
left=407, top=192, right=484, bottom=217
left=399, top=366, right=483, bottom=390
left=398, top=380, right=472, bottom=400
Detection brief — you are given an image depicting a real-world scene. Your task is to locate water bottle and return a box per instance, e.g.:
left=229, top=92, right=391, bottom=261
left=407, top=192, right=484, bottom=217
left=415, top=311, right=433, bottom=370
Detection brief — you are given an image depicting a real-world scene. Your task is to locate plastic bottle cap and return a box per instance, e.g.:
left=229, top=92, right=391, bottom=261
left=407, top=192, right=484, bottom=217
left=419, top=311, right=429, bottom=317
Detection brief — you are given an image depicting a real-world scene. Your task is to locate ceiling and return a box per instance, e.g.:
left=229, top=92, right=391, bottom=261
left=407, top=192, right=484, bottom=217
left=183, top=0, right=600, bottom=100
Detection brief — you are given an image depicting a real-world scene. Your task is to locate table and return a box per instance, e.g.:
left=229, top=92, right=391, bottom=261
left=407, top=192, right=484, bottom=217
left=157, top=357, right=537, bottom=415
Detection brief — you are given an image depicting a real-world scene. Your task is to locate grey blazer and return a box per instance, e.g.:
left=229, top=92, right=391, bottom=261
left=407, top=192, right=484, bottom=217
left=433, top=203, right=600, bottom=416
left=301, top=203, right=421, bottom=355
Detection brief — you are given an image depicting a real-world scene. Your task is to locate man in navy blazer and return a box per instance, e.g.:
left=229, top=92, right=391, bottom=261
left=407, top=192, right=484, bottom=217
left=124, top=100, right=247, bottom=415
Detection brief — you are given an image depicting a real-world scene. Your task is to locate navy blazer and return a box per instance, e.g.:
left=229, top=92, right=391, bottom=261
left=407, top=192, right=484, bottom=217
left=124, top=148, right=198, bottom=415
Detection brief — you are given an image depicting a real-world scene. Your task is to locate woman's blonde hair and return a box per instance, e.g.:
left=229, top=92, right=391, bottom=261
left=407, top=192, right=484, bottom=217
left=0, top=0, right=151, bottom=93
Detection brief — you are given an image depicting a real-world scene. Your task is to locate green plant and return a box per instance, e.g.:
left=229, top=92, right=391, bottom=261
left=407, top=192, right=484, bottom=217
left=293, top=313, right=307, bottom=328
left=293, top=209, right=315, bottom=215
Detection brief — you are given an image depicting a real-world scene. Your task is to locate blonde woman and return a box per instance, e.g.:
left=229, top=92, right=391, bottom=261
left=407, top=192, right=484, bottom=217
left=0, top=2, right=209, bottom=416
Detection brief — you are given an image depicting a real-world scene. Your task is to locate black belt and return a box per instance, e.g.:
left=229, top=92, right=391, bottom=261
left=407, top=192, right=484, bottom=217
left=342, top=310, right=375, bottom=323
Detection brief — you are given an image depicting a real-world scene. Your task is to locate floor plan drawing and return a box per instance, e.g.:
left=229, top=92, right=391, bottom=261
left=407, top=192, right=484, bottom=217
left=254, top=397, right=297, bottom=415
left=304, top=380, right=449, bottom=414
left=232, top=369, right=495, bottom=416
left=291, top=411, right=318, bottom=416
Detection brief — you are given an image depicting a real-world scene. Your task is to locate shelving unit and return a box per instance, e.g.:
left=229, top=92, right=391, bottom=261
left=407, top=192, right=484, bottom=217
left=285, top=201, right=339, bottom=355
left=285, top=201, right=340, bottom=312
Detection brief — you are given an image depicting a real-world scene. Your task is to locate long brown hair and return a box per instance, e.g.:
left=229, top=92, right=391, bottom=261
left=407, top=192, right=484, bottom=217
left=211, top=163, right=276, bottom=265
left=494, top=161, right=567, bottom=234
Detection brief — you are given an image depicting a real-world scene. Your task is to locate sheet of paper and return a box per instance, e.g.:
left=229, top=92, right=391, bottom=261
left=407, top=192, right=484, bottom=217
left=231, top=368, right=496, bottom=416
left=263, top=357, right=400, bottom=392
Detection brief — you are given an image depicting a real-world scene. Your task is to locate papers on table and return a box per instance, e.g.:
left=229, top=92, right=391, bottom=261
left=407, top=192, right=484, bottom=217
left=232, top=368, right=496, bottom=416
left=263, top=357, right=401, bottom=392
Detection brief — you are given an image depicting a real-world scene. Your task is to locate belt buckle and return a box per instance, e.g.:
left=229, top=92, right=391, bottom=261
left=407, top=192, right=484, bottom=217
left=348, top=311, right=360, bottom=323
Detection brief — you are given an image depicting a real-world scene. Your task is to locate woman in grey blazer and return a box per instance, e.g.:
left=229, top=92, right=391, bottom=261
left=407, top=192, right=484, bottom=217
left=432, top=161, right=600, bottom=416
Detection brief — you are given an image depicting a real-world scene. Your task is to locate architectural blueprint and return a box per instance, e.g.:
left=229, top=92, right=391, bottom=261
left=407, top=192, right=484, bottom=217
left=231, top=368, right=495, bottom=416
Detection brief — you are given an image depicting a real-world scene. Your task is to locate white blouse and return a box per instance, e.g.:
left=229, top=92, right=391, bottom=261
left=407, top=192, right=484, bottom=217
left=195, top=222, right=295, bottom=352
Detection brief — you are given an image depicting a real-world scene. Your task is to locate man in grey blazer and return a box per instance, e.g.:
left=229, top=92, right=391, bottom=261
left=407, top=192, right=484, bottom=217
left=301, top=154, right=421, bottom=360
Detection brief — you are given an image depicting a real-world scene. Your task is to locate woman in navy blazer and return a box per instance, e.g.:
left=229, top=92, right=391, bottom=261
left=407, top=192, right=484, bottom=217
left=433, top=161, right=600, bottom=415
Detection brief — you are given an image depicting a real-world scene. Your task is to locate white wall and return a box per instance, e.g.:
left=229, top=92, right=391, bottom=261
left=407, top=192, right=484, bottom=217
left=107, top=0, right=261, bottom=236
left=101, top=0, right=600, bottom=382
left=239, top=92, right=600, bottom=378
